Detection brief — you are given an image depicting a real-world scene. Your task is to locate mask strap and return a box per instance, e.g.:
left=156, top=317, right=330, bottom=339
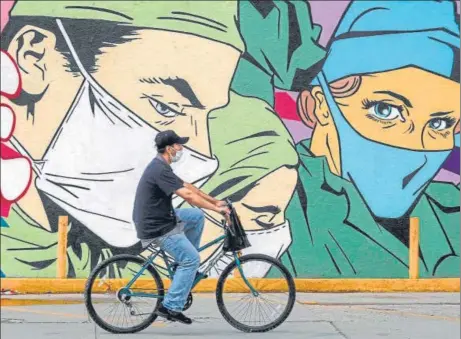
left=316, top=72, right=337, bottom=107
left=56, top=19, right=106, bottom=97
left=316, top=71, right=353, bottom=131
left=9, top=136, right=44, bottom=175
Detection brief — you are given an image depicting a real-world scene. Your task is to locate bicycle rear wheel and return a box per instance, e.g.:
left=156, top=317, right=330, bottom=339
left=84, top=254, right=164, bottom=334
left=216, top=254, right=296, bottom=332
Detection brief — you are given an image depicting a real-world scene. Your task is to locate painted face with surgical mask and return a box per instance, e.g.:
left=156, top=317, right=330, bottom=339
left=5, top=16, right=241, bottom=246
left=296, top=0, right=461, bottom=220
left=299, top=66, right=460, bottom=218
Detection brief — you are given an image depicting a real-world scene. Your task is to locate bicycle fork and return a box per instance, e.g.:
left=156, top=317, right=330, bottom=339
left=233, top=253, right=259, bottom=297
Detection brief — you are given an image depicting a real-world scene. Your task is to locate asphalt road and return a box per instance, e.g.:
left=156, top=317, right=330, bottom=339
left=1, top=293, right=459, bottom=339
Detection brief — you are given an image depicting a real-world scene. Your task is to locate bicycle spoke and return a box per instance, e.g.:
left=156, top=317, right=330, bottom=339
left=258, top=297, right=271, bottom=324
left=111, top=302, right=121, bottom=326
left=256, top=298, right=264, bottom=325
left=228, top=294, right=252, bottom=316
left=101, top=300, right=119, bottom=319
left=259, top=297, right=279, bottom=321
left=233, top=296, right=253, bottom=322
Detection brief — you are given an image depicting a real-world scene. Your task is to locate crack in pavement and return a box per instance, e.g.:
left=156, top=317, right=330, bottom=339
left=328, top=321, right=350, bottom=339
left=1, top=319, right=24, bottom=323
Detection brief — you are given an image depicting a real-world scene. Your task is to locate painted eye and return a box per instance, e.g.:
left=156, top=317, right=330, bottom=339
left=148, top=98, right=177, bottom=118
left=252, top=215, right=275, bottom=229
left=370, top=102, right=401, bottom=120
left=428, top=118, right=453, bottom=131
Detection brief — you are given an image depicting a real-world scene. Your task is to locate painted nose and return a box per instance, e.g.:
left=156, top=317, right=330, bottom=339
left=402, top=155, right=428, bottom=189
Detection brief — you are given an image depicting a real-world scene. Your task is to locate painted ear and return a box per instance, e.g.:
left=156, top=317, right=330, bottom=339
left=297, top=90, right=316, bottom=128
left=7, top=25, right=57, bottom=96
left=308, top=86, right=331, bottom=126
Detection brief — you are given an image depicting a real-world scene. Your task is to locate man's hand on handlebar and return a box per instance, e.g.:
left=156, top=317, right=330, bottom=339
left=216, top=206, right=231, bottom=216
left=215, top=200, right=227, bottom=207
left=216, top=206, right=231, bottom=225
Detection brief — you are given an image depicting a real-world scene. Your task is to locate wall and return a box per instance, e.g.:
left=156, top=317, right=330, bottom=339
left=1, top=0, right=459, bottom=280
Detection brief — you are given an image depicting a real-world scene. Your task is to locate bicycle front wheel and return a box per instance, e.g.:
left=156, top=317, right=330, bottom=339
left=216, top=254, right=296, bottom=332
left=84, top=254, right=164, bottom=334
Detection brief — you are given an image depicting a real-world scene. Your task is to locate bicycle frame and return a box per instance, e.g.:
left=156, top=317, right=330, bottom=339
left=121, top=232, right=257, bottom=299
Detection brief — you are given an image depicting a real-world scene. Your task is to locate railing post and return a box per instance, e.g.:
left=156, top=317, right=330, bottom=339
left=56, top=215, right=69, bottom=279
left=409, top=217, right=420, bottom=279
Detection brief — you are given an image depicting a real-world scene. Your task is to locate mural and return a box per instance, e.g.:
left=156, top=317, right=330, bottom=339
left=1, top=0, right=459, bottom=279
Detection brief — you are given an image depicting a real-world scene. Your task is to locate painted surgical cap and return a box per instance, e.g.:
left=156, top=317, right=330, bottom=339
left=233, top=0, right=326, bottom=106
left=312, top=0, right=460, bottom=85
left=9, top=0, right=244, bottom=52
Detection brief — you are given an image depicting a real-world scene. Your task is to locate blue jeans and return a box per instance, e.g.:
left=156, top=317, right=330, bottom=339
left=159, top=208, right=204, bottom=312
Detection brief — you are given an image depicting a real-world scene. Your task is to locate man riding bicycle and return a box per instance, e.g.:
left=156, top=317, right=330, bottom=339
left=133, top=130, right=231, bottom=325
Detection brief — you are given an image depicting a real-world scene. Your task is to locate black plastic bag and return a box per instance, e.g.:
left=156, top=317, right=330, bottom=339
left=222, top=205, right=251, bottom=252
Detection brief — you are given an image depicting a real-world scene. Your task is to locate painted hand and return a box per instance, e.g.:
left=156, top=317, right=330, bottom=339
left=0, top=50, right=32, bottom=217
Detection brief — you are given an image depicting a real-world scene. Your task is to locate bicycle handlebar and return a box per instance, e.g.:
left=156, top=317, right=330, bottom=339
left=225, top=198, right=233, bottom=208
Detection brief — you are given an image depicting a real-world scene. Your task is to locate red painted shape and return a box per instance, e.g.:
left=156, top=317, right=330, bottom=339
left=0, top=50, right=32, bottom=217
left=274, top=92, right=300, bottom=121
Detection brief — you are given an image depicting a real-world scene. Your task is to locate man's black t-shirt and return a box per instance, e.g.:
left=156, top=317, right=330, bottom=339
left=133, top=155, right=184, bottom=240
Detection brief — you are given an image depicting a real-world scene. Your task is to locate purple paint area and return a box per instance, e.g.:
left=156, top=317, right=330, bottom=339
left=308, top=0, right=350, bottom=46
left=275, top=88, right=298, bottom=101
left=443, top=148, right=460, bottom=174
left=282, top=119, right=312, bottom=144
left=434, top=168, right=460, bottom=185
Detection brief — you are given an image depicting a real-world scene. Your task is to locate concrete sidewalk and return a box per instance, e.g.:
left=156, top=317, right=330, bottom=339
left=1, top=293, right=460, bottom=339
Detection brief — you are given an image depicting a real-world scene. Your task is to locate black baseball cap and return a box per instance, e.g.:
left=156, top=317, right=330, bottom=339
left=155, top=130, right=189, bottom=149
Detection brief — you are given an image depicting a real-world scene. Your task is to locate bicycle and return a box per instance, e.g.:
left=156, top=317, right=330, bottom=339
left=84, top=199, right=296, bottom=334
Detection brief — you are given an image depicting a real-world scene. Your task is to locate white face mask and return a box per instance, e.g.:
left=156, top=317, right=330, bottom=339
left=9, top=19, right=218, bottom=248
left=170, top=148, right=184, bottom=163
left=201, top=221, right=292, bottom=278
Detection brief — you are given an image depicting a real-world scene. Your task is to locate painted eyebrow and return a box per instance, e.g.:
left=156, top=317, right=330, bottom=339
left=242, top=203, right=281, bottom=215
left=374, top=90, right=413, bottom=108
left=139, top=77, right=205, bottom=109
left=160, top=77, right=205, bottom=109
left=430, top=111, right=454, bottom=117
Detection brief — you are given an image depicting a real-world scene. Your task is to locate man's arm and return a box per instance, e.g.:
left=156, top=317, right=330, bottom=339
left=176, top=186, right=228, bottom=215
left=156, top=167, right=228, bottom=214
left=183, top=182, right=223, bottom=206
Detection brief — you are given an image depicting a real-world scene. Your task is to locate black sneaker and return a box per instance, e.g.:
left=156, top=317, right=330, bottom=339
left=155, top=303, right=192, bottom=325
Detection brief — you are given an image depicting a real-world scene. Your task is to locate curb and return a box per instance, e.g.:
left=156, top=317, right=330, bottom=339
left=0, top=278, right=459, bottom=294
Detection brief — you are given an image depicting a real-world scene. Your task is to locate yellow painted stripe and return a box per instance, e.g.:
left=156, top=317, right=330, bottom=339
left=1, top=298, right=83, bottom=307
left=409, top=217, right=420, bottom=279
left=293, top=278, right=460, bottom=292
left=56, top=216, right=69, bottom=279
left=0, top=278, right=459, bottom=294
